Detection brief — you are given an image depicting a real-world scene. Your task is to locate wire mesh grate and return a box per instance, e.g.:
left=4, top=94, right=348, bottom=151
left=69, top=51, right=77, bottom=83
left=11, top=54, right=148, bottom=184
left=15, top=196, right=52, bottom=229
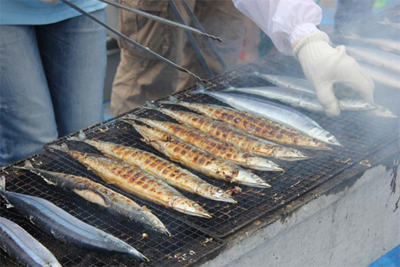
left=0, top=152, right=225, bottom=267
left=37, top=57, right=400, bottom=240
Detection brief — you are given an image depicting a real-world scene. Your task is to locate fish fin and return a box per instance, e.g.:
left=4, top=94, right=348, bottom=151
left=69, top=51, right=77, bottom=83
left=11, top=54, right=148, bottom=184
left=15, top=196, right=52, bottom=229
left=13, top=160, right=34, bottom=171
left=0, top=176, right=5, bottom=190
left=124, top=113, right=140, bottom=121
left=6, top=204, right=14, bottom=209
left=188, top=83, right=207, bottom=95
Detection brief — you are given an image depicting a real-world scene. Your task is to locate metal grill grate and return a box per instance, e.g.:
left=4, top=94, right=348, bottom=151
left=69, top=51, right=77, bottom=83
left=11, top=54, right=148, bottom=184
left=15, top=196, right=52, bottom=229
left=38, top=58, right=400, bottom=241
left=0, top=152, right=225, bottom=267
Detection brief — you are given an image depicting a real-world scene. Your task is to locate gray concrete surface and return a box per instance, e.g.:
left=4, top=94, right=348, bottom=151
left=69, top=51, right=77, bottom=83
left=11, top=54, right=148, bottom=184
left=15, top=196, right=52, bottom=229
left=201, top=162, right=400, bottom=267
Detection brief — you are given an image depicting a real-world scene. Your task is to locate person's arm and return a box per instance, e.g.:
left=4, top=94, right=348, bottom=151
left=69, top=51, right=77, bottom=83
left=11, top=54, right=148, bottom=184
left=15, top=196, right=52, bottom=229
left=232, top=0, right=374, bottom=116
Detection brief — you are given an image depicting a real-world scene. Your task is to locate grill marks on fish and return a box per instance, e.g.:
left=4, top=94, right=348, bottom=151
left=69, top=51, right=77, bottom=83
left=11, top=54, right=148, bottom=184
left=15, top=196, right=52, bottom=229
left=124, top=121, right=271, bottom=188
left=68, top=137, right=235, bottom=203
left=14, top=161, right=170, bottom=235
left=0, top=216, right=61, bottom=267
left=154, top=108, right=310, bottom=161
left=49, top=146, right=212, bottom=218
left=160, top=100, right=331, bottom=150
left=0, top=176, right=148, bottom=262
left=126, top=115, right=281, bottom=171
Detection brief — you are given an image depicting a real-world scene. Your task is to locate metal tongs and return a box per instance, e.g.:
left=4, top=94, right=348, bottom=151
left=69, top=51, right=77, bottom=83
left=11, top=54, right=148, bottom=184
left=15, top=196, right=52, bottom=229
left=59, top=0, right=220, bottom=82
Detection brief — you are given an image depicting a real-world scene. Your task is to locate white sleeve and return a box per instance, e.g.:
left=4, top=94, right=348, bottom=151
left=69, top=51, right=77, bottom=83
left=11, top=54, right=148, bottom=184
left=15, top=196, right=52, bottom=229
left=232, top=0, right=323, bottom=55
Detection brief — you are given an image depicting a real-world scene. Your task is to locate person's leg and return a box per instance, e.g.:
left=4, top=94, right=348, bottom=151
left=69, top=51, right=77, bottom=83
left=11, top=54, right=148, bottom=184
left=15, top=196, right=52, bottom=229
left=0, top=25, right=58, bottom=167
left=111, top=0, right=191, bottom=115
left=177, top=0, right=246, bottom=91
left=36, top=9, right=107, bottom=137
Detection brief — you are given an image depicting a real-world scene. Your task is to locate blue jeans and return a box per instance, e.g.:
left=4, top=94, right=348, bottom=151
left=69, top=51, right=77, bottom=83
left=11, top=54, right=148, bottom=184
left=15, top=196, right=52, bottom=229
left=0, top=9, right=107, bottom=167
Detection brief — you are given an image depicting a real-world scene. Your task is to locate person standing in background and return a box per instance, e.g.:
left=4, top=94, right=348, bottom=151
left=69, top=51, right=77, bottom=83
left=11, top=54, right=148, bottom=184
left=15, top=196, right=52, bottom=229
left=111, top=0, right=245, bottom=115
left=0, top=0, right=107, bottom=167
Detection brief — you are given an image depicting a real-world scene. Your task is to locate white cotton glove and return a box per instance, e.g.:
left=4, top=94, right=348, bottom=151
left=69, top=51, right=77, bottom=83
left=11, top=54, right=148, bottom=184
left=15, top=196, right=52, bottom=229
left=293, top=32, right=374, bottom=116
left=39, top=0, right=59, bottom=4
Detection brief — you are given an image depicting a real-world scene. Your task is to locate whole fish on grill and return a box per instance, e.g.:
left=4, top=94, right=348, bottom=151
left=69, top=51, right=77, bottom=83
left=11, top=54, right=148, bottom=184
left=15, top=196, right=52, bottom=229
left=48, top=144, right=212, bottom=218
left=222, top=86, right=376, bottom=112
left=124, top=114, right=283, bottom=172
left=68, top=132, right=235, bottom=203
left=159, top=97, right=332, bottom=150
left=14, top=160, right=170, bottom=236
left=0, top=176, right=148, bottom=262
left=0, top=216, right=61, bottom=267
left=343, top=32, right=400, bottom=54
left=346, top=45, right=400, bottom=74
left=123, top=120, right=271, bottom=188
left=252, top=72, right=397, bottom=118
left=190, top=85, right=341, bottom=147
left=359, top=61, right=400, bottom=90
left=144, top=104, right=310, bottom=161
left=253, top=72, right=315, bottom=94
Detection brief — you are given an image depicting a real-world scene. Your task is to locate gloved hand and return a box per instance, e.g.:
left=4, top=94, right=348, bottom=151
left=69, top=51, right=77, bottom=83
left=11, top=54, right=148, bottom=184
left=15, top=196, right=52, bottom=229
left=293, top=32, right=374, bottom=116
left=39, top=0, right=59, bottom=4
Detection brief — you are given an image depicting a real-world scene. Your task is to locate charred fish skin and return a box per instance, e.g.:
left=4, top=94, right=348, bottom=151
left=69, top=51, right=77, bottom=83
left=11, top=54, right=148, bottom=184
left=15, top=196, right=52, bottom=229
left=125, top=120, right=271, bottom=188
left=14, top=161, right=170, bottom=236
left=0, top=216, right=62, bottom=267
left=0, top=177, right=148, bottom=262
left=49, top=145, right=212, bottom=219
left=125, top=114, right=283, bottom=172
left=189, top=86, right=341, bottom=147
left=159, top=98, right=332, bottom=150
left=151, top=107, right=310, bottom=161
left=68, top=134, right=236, bottom=203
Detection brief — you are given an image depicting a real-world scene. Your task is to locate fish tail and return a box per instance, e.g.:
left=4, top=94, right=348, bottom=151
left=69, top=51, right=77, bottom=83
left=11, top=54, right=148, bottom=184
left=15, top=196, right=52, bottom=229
left=159, top=96, right=180, bottom=105
left=188, top=83, right=207, bottom=95
left=122, top=113, right=140, bottom=121
left=13, top=160, right=35, bottom=171
left=48, top=143, right=69, bottom=152
left=144, top=101, right=158, bottom=109
left=0, top=176, right=5, bottom=191
left=67, top=130, right=87, bottom=142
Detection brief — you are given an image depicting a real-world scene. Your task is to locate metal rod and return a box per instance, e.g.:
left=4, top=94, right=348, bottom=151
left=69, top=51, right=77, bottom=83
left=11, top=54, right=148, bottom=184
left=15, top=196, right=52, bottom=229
left=168, top=0, right=214, bottom=78
left=180, top=0, right=229, bottom=72
left=60, top=0, right=206, bottom=83
left=98, top=0, right=223, bottom=42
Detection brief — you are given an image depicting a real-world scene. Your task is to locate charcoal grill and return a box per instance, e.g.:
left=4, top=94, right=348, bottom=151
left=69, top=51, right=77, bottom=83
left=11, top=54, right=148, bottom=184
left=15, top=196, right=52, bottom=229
left=2, top=6, right=400, bottom=266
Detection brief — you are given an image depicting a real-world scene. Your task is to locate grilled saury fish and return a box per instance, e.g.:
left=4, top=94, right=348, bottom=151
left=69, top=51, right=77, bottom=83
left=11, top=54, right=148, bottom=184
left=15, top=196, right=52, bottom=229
left=190, top=85, right=341, bottom=147
left=0, top=176, right=148, bottom=262
left=159, top=97, right=332, bottom=150
left=144, top=104, right=310, bottom=161
left=14, top=160, right=169, bottom=236
left=68, top=132, right=236, bottom=203
left=49, top=144, right=212, bottom=218
left=125, top=114, right=282, bottom=172
left=124, top=120, right=271, bottom=188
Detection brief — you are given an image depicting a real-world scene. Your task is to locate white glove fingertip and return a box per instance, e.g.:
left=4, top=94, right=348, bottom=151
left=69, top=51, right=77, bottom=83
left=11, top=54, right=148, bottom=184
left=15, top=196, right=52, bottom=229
left=325, top=104, right=341, bottom=117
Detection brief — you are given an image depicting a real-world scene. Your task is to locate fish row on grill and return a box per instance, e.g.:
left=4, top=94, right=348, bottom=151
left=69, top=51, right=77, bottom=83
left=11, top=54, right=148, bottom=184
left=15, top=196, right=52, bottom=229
left=0, top=176, right=149, bottom=264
